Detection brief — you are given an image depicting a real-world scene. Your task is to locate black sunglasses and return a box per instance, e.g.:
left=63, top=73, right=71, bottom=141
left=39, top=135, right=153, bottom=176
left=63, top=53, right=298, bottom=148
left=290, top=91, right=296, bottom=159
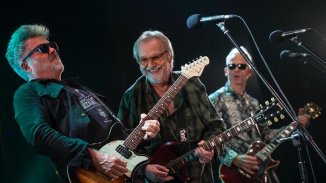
left=227, top=64, right=248, bottom=70
left=22, top=42, right=59, bottom=62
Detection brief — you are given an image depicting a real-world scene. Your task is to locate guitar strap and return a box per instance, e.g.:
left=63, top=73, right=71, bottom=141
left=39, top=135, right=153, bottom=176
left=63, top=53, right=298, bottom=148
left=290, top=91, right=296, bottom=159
left=177, top=102, right=188, bottom=143
left=69, top=87, right=111, bottom=126
left=176, top=93, right=198, bottom=155
left=63, top=83, right=122, bottom=148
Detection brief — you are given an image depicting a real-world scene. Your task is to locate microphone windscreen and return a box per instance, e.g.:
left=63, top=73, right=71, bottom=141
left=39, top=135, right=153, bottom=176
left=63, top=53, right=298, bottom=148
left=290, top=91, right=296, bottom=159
left=186, top=14, right=203, bottom=29
left=269, top=30, right=283, bottom=43
left=280, top=50, right=291, bottom=60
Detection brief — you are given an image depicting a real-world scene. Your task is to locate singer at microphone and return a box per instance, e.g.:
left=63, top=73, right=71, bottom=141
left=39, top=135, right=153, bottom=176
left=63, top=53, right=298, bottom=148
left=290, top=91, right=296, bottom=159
left=269, top=28, right=312, bottom=43
left=280, top=50, right=309, bottom=60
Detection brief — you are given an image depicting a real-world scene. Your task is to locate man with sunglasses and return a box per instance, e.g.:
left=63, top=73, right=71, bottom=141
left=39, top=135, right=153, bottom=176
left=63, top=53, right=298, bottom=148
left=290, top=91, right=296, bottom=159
left=117, top=30, right=225, bottom=182
left=209, top=47, right=311, bottom=182
left=5, top=24, right=160, bottom=183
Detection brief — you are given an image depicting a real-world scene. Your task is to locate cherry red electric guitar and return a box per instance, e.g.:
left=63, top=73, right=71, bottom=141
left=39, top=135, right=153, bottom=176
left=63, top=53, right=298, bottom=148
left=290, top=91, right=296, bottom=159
left=219, top=102, right=321, bottom=183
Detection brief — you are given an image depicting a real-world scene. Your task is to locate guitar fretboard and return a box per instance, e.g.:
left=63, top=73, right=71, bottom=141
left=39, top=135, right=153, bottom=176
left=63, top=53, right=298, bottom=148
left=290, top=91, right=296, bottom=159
left=123, top=75, right=190, bottom=150
left=256, top=121, right=298, bottom=161
left=204, top=118, right=256, bottom=151
left=166, top=117, right=257, bottom=173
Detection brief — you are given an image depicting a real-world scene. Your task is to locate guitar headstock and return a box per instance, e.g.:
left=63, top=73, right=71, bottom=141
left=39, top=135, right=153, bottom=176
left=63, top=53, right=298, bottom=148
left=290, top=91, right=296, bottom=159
left=304, top=102, right=322, bottom=120
left=255, top=98, right=285, bottom=126
left=181, top=56, right=209, bottom=78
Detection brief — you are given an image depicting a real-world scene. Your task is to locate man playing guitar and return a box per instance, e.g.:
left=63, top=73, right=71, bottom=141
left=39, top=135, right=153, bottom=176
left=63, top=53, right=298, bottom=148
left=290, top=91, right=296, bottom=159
left=209, top=47, right=311, bottom=183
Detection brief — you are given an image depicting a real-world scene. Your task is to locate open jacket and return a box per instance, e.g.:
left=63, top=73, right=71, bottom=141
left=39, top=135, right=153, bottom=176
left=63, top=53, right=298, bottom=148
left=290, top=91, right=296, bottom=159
left=14, top=79, right=119, bottom=182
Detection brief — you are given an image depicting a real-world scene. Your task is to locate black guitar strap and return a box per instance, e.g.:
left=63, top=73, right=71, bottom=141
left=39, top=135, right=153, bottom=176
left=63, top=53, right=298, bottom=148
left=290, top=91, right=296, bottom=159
left=177, top=104, right=188, bottom=143
left=176, top=97, right=198, bottom=155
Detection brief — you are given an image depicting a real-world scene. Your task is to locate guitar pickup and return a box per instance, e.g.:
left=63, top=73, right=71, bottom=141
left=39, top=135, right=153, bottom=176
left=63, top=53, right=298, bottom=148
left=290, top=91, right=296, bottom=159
left=116, top=145, right=132, bottom=159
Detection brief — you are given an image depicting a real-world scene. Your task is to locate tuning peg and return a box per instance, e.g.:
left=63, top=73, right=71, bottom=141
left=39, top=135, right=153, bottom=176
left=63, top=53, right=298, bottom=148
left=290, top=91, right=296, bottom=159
left=271, top=98, right=275, bottom=102
left=280, top=114, right=285, bottom=119
left=265, top=101, right=270, bottom=106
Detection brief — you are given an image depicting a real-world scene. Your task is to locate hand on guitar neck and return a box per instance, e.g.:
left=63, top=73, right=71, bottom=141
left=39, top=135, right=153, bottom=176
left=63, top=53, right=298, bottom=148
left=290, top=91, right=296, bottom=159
left=297, top=107, right=311, bottom=128
left=194, top=140, right=214, bottom=163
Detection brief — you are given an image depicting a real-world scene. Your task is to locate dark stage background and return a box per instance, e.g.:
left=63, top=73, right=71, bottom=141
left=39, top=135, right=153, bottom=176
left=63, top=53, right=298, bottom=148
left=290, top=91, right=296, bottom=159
left=0, top=0, right=325, bottom=182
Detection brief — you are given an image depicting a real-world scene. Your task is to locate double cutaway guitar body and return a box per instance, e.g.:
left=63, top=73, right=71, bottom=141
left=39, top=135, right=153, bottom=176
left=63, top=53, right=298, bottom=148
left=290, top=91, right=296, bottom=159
left=150, top=141, right=193, bottom=183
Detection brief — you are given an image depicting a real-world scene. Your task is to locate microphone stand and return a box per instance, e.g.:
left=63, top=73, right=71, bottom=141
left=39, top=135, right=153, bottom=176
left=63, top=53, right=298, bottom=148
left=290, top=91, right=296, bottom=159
left=292, top=131, right=309, bottom=183
left=289, top=38, right=326, bottom=174
left=216, top=21, right=326, bottom=183
left=290, top=37, right=326, bottom=71
left=280, top=133, right=308, bottom=183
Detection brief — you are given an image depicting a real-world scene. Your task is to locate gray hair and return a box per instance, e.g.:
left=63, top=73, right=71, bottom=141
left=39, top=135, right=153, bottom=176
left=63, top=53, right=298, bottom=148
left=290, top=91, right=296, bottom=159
left=226, top=46, right=252, bottom=65
left=5, top=24, right=50, bottom=81
left=133, top=30, right=174, bottom=66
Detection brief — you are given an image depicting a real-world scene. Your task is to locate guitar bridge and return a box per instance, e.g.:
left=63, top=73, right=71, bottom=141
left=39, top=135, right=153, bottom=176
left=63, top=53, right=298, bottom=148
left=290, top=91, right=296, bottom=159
left=116, top=145, right=132, bottom=159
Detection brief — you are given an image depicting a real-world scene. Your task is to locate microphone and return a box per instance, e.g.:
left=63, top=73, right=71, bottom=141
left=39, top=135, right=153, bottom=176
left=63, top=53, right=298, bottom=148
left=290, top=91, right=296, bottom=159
left=280, top=50, right=309, bottom=60
left=186, top=14, right=237, bottom=29
left=269, top=28, right=312, bottom=43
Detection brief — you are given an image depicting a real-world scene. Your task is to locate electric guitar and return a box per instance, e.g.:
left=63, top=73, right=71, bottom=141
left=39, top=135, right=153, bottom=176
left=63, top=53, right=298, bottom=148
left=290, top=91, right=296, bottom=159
left=150, top=98, right=286, bottom=182
left=74, top=56, right=210, bottom=183
left=219, top=102, right=321, bottom=183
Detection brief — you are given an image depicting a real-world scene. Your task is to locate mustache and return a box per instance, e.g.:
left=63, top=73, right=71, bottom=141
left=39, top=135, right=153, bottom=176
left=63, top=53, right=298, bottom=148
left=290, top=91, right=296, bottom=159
left=146, top=65, right=161, bottom=72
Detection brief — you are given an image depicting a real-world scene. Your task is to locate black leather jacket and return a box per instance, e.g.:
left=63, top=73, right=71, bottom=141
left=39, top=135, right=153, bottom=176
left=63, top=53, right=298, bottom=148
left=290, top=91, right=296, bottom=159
left=13, top=79, right=119, bottom=182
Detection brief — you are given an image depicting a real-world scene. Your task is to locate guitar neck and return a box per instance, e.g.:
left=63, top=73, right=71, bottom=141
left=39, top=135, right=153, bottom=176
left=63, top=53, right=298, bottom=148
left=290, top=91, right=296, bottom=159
left=255, top=102, right=321, bottom=161
left=166, top=117, right=257, bottom=172
left=124, top=74, right=190, bottom=150
left=166, top=100, right=284, bottom=172
left=256, top=121, right=298, bottom=161
left=147, top=74, right=189, bottom=119
left=203, top=117, right=257, bottom=151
